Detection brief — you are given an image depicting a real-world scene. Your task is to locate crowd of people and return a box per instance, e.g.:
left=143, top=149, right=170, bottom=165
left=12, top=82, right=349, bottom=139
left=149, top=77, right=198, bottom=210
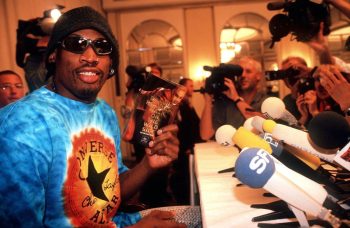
left=1, top=0, right=350, bottom=227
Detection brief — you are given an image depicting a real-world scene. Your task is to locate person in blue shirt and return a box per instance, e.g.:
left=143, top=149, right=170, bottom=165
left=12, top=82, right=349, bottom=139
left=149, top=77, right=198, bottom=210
left=0, top=6, right=185, bottom=228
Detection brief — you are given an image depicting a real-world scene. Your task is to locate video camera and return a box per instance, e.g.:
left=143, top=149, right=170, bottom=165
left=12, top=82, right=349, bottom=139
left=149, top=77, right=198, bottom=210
left=267, top=0, right=331, bottom=48
left=197, top=64, right=243, bottom=97
left=16, top=6, right=64, bottom=68
left=125, top=65, right=149, bottom=91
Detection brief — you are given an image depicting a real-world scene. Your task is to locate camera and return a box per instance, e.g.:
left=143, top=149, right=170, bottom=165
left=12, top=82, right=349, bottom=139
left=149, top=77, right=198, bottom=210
left=200, top=64, right=243, bottom=97
left=265, top=66, right=300, bottom=81
left=298, top=77, right=315, bottom=94
left=267, top=0, right=331, bottom=48
left=265, top=66, right=315, bottom=94
left=125, top=65, right=149, bottom=91
left=16, top=6, right=64, bottom=68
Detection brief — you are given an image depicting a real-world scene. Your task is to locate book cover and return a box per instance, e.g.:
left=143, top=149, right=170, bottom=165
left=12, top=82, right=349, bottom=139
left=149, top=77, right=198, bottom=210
left=122, top=73, right=187, bottom=147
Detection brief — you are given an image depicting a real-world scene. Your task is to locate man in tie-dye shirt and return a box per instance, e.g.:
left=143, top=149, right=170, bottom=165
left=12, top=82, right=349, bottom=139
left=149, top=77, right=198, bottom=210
left=0, top=6, right=185, bottom=228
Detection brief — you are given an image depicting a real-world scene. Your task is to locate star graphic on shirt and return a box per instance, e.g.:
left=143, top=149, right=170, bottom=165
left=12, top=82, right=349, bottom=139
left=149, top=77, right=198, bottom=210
left=86, top=156, right=110, bottom=201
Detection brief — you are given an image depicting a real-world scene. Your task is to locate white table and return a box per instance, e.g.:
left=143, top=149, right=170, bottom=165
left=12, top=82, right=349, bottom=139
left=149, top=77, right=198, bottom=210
left=194, top=141, right=295, bottom=227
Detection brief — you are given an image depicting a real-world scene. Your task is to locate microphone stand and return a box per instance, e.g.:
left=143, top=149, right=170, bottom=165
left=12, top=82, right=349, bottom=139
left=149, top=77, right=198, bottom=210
left=251, top=200, right=295, bottom=222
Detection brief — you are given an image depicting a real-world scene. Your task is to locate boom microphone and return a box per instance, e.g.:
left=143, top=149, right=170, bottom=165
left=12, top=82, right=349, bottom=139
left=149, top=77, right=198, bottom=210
left=235, top=148, right=347, bottom=224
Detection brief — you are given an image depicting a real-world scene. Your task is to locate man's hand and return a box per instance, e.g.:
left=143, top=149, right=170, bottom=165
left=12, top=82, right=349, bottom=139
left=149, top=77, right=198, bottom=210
left=222, top=77, right=239, bottom=101
left=203, top=92, right=213, bottom=104
left=306, top=22, right=334, bottom=64
left=145, top=124, right=179, bottom=169
left=296, top=94, right=310, bottom=126
left=303, top=90, right=319, bottom=117
left=314, top=65, right=350, bottom=111
left=129, top=210, right=186, bottom=228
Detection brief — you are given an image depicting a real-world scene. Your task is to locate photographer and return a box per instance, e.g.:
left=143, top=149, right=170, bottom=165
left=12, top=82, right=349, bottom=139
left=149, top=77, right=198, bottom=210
left=296, top=67, right=344, bottom=126
left=280, top=56, right=310, bottom=121
left=313, top=64, right=350, bottom=123
left=200, top=56, right=268, bottom=140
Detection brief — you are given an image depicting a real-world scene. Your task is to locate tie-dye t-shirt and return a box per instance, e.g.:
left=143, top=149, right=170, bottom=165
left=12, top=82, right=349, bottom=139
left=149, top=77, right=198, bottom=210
left=0, top=87, right=141, bottom=227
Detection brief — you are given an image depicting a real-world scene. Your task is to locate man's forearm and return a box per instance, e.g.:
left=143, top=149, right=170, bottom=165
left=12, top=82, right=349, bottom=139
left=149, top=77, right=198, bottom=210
left=327, top=0, right=350, bottom=18
left=119, top=158, right=154, bottom=202
left=200, top=98, right=214, bottom=140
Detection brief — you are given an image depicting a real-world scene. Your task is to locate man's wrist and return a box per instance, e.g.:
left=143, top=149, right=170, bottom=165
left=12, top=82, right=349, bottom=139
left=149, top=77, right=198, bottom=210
left=234, top=97, right=244, bottom=104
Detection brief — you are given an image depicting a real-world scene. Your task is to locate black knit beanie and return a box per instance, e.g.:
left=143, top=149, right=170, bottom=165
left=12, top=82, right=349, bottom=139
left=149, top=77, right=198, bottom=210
left=45, top=6, right=119, bottom=79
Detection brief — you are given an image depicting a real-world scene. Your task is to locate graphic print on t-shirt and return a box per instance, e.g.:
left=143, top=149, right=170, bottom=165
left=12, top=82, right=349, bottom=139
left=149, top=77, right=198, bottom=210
left=64, top=128, right=120, bottom=227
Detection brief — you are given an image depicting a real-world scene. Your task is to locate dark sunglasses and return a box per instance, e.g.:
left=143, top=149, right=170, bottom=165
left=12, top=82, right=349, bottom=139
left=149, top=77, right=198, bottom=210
left=60, top=35, right=113, bottom=55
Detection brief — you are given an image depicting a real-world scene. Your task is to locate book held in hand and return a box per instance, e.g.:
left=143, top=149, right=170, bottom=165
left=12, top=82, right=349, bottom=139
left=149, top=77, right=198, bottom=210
left=122, top=73, right=187, bottom=147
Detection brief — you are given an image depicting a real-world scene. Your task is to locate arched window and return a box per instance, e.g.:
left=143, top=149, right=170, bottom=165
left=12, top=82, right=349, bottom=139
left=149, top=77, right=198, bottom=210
left=220, top=13, right=279, bottom=96
left=126, top=19, right=184, bottom=82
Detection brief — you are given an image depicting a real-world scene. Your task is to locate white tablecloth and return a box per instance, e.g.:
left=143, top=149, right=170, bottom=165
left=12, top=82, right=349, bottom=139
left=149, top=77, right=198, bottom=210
left=194, top=141, right=295, bottom=227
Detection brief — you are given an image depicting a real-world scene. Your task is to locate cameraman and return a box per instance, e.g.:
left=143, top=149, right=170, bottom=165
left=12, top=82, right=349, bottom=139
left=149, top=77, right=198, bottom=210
left=200, top=56, right=268, bottom=140
left=16, top=12, right=60, bottom=92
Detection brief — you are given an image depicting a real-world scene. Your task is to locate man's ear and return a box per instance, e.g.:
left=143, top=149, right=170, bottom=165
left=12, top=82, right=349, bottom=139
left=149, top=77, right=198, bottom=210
left=48, top=52, right=56, bottom=63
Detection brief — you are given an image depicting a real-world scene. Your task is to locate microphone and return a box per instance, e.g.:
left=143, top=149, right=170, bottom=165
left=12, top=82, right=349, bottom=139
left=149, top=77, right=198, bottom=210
left=261, top=97, right=299, bottom=127
left=235, top=147, right=348, bottom=224
left=266, top=1, right=286, bottom=11
left=215, top=124, right=318, bottom=166
left=252, top=117, right=337, bottom=163
left=251, top=116, right=321, bottom=169
left=215, top=124, right=346, bottom=192
left=215, top=124, right=321, bottom=170
left=308, top=111, right=350, bottom=172
left=243, top=117, right=260, bottom=134
left=308, top=111, right=350, bottom=150
left=215, top=124, right=237, bottom=147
